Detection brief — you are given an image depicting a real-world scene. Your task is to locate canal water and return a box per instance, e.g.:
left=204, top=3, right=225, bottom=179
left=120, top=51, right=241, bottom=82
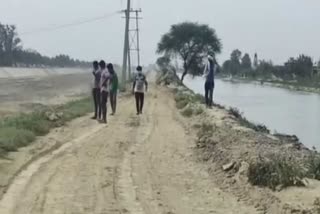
left=181, top=75, right=320, bottom=149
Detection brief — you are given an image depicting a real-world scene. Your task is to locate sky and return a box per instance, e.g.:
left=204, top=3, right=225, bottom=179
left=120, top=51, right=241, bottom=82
left=1, top=0, right=320, bottom=66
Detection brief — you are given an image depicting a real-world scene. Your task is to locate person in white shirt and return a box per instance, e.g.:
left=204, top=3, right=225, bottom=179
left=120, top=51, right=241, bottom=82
left=99, top=60, right=110, bottom=123
left=132, top=66, right=148, bottom=115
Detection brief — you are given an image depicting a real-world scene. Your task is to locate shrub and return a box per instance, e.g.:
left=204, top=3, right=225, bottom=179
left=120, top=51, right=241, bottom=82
left=194, top=107, right=204, bottom=115
left=2, top=112, right=51, bottom=136
left=0, top=127, right=35, bottom=152
left=248, top=155, right=306, bottom=190
left=181, top=106, right=193, bottom=117
left=0, top=97, right=92, bottom=157
left=306, top=152, right=320, bottom=180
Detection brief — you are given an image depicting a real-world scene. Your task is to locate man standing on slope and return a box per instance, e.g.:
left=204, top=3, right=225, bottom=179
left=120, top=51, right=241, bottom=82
left=99, top=60, right=110, bottom=124
left=133, top=66, right=148, bottom=115
left=203, top=55, right=216, bottom=108
left=107, top=63, right=118, bottom=115
left=91, top=61, right=101, bottom=120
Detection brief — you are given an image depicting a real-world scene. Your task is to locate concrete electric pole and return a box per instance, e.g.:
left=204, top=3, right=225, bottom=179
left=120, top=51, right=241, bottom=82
left=121, top=1, right=142, bottom=84
left=121, top=0, right=131, bottom=85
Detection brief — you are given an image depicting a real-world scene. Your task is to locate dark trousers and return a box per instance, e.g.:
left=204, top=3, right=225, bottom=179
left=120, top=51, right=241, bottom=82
left=135, top=92, right=144, bottom=114
left=205, top=81, right=214, bottom=107
left=92, top=88, right=101, bottom=118
left=110, top=91, right=117, bottom=114
left=101, top=91, right=108, bottom=122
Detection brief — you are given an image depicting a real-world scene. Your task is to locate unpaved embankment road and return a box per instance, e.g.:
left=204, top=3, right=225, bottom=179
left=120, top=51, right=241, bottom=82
left=0, top=71, right=91, bottom=116
left=0, top=85, right=257, bottom=214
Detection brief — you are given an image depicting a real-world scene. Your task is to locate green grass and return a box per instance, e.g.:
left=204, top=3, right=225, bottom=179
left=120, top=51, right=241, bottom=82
left=0, top=97, right=92, bottom=157
left=181, top=106, right=194, bottom=117
left=306, top=151, right=320, bottom=180
left=248, top=155, right=306, bottom=190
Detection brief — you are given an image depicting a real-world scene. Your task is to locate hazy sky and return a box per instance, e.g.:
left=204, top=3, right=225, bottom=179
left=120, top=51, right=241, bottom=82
left=1, top=0, right=320, bottom=65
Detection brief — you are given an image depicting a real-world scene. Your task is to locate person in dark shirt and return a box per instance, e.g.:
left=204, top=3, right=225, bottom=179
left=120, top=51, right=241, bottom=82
left=203, top=55, right=216, bottom=108
left=107, top=63, right=118, bottom=115
left=91, top=61, right=101, bottom=119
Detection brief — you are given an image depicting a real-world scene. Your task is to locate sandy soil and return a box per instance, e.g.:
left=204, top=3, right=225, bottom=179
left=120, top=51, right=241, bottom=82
left=0, top=72, right=91, bottom=116
left=0, top=84, right=258, bottom=214
left=0, top=72, right=319, bottom=214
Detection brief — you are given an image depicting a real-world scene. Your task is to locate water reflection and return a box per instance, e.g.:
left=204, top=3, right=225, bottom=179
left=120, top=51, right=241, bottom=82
left=181, top=75, right=320, bottom=149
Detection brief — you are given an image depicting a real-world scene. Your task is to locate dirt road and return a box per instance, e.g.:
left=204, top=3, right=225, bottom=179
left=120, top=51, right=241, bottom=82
left=0, top=84, right=258, bottom=214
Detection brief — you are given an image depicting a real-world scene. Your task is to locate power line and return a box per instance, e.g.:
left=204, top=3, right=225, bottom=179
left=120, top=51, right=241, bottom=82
left=21, top=11, right=120, bottom=36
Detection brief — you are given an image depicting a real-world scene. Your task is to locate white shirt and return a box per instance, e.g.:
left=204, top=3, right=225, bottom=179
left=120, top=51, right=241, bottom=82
left=100, top=69, right=110, bottom=92
left=134, top=73, right=147, bottom=93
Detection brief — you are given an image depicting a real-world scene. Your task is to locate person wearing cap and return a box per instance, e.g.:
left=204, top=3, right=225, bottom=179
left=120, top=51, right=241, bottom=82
left=132, top=66, right=148, bottom=115
left=107, top=63, right=118, bottom=115
left=99, top=60, right=111, bottom=124
left=203, top=55, right=216, bottom=108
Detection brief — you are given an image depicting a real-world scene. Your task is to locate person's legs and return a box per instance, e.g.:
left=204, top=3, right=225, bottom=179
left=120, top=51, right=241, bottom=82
left=209, top=82, right=214, bottom=107
left=139, top=93, right=144, bottom=114
left=92, top=89, right=98, bottom=119
left=101, top=91, right=108, bottom=123
left=135, top=93, right=140, bottom=115
left=110, top=91, right=115, bottom=115
left=113, top=91, right=117, bottom=114
left=209, top=81, right=215, bottom=107
left=204, top=81, right=209, bottom=107
left=97, top=90, right=102, bottom=120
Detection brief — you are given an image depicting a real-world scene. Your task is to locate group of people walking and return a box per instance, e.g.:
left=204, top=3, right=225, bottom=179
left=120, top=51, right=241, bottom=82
left=91, top=60, right=148, bottom=124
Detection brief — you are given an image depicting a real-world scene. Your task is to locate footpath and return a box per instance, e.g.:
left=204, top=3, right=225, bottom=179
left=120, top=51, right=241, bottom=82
left=0, top=75, right=319, bottom=214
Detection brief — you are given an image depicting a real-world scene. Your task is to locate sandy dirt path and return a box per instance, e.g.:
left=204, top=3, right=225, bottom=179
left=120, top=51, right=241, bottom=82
left=0, top=84, right=257, bottom=214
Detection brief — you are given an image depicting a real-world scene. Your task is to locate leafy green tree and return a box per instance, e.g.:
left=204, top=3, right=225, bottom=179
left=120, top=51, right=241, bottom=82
left=0, top=22, right=90, bottom=68
left=0, top=23, right=22, bottom=66
left=241, top=53, right=252, bottom=70
left=156, top=55, right=171, bottom=71
left=231, top=49, right=242, bottom=65
left=222, top=49, right=242, bottom=75
left=157, top=22, right=222, bottom=82
left=285, top=55, right=313, bottom=78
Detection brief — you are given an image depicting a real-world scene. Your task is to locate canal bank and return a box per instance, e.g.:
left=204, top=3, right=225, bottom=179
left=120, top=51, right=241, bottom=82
left=159, top=72, right=320, bottom=213
left=180, top=74, right=320, bottom=149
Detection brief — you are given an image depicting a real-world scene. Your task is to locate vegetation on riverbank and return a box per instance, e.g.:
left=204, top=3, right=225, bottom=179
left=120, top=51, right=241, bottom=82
left=0, top=98, right=92, bottom=157
left=220, top=49, right=320, bottom=91
left=159, top=69, right=320, bottom=194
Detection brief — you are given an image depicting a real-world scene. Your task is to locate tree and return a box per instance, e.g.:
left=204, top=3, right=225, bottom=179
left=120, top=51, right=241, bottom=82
left=156, top=55, right=171, bottom=71
left=284, top=55, right=313, bottom=78
left=231, top=49, right=242, bottom=64
left=241, top=53, right=252, bottom=70
left=0, top=23, right=22, bottom=66
left=223, top=49, right=242, bottom=75
left=157, top=22, right=222, bottom=82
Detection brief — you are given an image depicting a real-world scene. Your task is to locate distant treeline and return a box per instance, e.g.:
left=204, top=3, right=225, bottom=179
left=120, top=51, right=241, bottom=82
left=221, top=49, right=320, bottom=82
left=0, top=23, right=90, bottom=68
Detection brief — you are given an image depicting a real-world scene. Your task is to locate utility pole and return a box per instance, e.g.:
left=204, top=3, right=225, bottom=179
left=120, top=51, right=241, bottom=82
left=128, top=48, right=132, bottom=80
left=127, top=8, right=142, bottom=79
left=135, top=9, right=141, bottom=66
left=121, top=0, right=131, bottom=85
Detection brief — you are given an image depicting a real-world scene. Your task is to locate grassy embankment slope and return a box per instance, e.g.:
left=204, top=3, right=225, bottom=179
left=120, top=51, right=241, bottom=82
left=158, top=70, right=320, bottom=213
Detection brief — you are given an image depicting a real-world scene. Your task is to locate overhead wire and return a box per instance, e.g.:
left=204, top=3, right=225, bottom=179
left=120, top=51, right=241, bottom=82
left=20, top=11, right=121, bottom=36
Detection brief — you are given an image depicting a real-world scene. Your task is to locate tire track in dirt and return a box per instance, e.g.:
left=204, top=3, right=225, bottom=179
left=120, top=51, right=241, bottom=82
left=0, top=124, right=104, bottom=213
left=0, top=83, right=260, bottom=214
